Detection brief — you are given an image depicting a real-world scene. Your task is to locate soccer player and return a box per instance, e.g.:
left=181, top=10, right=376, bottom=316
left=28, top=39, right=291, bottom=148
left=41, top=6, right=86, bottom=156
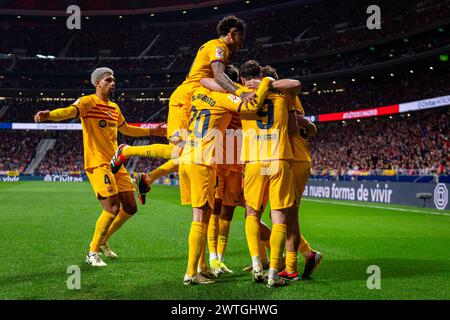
left=204, top=66, right=244, bottom=276
left=201, top=61, right=299, bottom=282
left=260, top=65, right=323, bottom=280
left=238, top=60, right=299, bottom=288
left=110, top=15, right=255, bottom=204
left=207, top=113, right=244, bottom=276
left=33, top=68, right=166, bottom=267
left=178, top=72, right=273, bottom=285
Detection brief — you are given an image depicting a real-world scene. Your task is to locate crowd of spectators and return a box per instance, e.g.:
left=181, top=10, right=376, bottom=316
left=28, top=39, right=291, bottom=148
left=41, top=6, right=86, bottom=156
left=2, top=69, right=448, bottom=120
left=35, top=131, right=84, bottom=175
left=0, top=98, right=168, bottom=123
left=1, top=0, right=448, bottom=61
left=1, top=106, right=448, bottom=176
left=299, top=72, right=450, bottom=115
left=0, top=131, right=43, bottom=172
left=2, top=21, right=448, bottom=80
left=1, top=0, right=449, bottom=177
left=310, top=108, right=450, bottom=176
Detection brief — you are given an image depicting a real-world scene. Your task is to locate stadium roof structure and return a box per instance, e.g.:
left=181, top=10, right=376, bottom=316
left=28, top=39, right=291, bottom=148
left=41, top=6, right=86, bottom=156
left=0, top=0, right=303, bottom=16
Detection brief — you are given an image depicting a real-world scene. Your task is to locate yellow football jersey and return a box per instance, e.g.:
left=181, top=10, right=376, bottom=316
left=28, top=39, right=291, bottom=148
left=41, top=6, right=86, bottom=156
left=70, top=94, right=125, bottom=170
left=240, top=90, right=294, bottom=162
left=170, top=38, right=230, bottom=106
left=180, top=78, right=271, bottom=166
left=290, top=97, right=311, bottom=162
left=224, top=112, right=244, bottom=173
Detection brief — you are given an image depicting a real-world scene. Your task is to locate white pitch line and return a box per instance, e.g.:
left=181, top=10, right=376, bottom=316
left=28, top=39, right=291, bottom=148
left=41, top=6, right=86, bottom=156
left=302, top=198, right=450, bottom=217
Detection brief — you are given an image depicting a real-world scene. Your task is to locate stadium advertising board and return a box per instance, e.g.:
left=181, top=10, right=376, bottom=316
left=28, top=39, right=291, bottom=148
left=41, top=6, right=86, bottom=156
left=304, top=180, right=450, bottom=210
left=43, top=174, right=84, bottom=182
left=399, top=95, right=450, bottom=113
left=0, top=175, right=86, bottom=182
left=318, top=104, right=399, bottom=122
left=12, top=123, right=83, bottom=130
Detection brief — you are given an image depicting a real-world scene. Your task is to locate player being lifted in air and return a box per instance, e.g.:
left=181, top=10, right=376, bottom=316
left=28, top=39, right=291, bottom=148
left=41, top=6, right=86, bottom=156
left=110, top=15, right=255, bottom=204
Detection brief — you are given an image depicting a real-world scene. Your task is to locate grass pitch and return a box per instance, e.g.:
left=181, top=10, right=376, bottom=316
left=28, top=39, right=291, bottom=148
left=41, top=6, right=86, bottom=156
left=0, top=182, right=449, bottom=300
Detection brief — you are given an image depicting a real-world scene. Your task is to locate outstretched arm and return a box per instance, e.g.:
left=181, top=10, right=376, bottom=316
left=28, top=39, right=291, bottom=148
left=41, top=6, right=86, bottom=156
left=34, top=106, right=78, bottom=123
left=119, top=121, right=166, bottom=137
left=246, top=78, right=301, bottom=96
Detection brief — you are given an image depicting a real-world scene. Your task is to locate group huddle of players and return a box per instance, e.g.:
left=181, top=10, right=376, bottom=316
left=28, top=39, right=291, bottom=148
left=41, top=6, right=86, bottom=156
left=33, top=15, right=322, bottom=288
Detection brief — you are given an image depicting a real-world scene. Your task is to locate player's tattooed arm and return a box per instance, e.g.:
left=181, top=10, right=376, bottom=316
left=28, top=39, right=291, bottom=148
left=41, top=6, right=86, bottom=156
left=211, top=60, right=238, bottom=92
left=200, top=78, right=227, bottom=92
left=211, top=61, right=257, bottom=106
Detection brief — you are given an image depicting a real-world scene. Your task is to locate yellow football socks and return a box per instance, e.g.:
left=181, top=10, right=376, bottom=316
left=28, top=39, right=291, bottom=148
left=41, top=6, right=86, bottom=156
left=198, top=235, right=208, bottom=272
left=147, top=159, right=179, bottom=184
left=122, top=144, right=174, bottom=160
left=103, top=208, right=132, bottom=243
left=187, top=222, right=207, bottom=276
left=299, top=234, right=312, bottom=257
left=90, top=210, right=116, bottom=253
left=269, top=224, right=287, bottom=271
left=217, top=218, right=231, bottom=259
left=285, top=251, right=298, bottom=274
left=245, top=215, right=261, bottom=259
left=207, top=214, right=219, bottom=258
left=258, top=240, right=268, bottom=264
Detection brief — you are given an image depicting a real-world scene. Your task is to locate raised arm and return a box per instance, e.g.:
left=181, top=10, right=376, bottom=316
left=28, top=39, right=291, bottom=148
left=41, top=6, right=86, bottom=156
left=222, top=76, right=273, bottom=113
left=245, top=78, right=301, bottom=97
left=272, top=79, right=301, bottom=97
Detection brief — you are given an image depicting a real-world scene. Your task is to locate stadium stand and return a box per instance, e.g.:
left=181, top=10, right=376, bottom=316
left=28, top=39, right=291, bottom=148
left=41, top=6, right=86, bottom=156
left=0, top=0, right=449, bottom=178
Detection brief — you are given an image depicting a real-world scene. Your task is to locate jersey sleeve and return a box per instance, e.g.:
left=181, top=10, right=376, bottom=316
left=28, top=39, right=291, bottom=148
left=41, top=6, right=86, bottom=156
left=70, top=96, right=93, bottom=118
left=117, top=107, right=126, bottom=127
left=208, top=43, right=227, bottom=65
left=295, top=97, right=305, bottom=113
left=216, top=92, right=245, bottom=113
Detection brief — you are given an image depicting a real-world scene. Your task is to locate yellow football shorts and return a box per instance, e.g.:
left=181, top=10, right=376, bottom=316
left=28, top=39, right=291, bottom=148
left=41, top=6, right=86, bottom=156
left=291, top=161, right=311, bottom=205
left=215, top=168, right=244, bottom=207
left=179, top=163, right=216, bottom=209
left=167, top=84, right=196, bottom=142
left=244, top=160, right=294, bottom=211
left=86, top=164, right=134, bottom=199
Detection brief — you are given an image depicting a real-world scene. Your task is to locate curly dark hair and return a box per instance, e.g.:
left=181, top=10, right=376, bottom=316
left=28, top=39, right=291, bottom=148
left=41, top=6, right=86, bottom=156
left=239, top=60, right=261, bottom=81
left=217, top=15, right=247, bottom=36
left=261, top=65, right=279, bottom=80
left=225, top=64, right=239, bottom=83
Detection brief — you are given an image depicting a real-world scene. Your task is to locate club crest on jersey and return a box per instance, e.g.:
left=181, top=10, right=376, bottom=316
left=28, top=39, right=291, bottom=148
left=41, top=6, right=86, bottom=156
left=99, top=120, right=107, bottom=128
left=227, top=94, right=241, bottom=104
left=215, top=47, right=224, bottom=59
